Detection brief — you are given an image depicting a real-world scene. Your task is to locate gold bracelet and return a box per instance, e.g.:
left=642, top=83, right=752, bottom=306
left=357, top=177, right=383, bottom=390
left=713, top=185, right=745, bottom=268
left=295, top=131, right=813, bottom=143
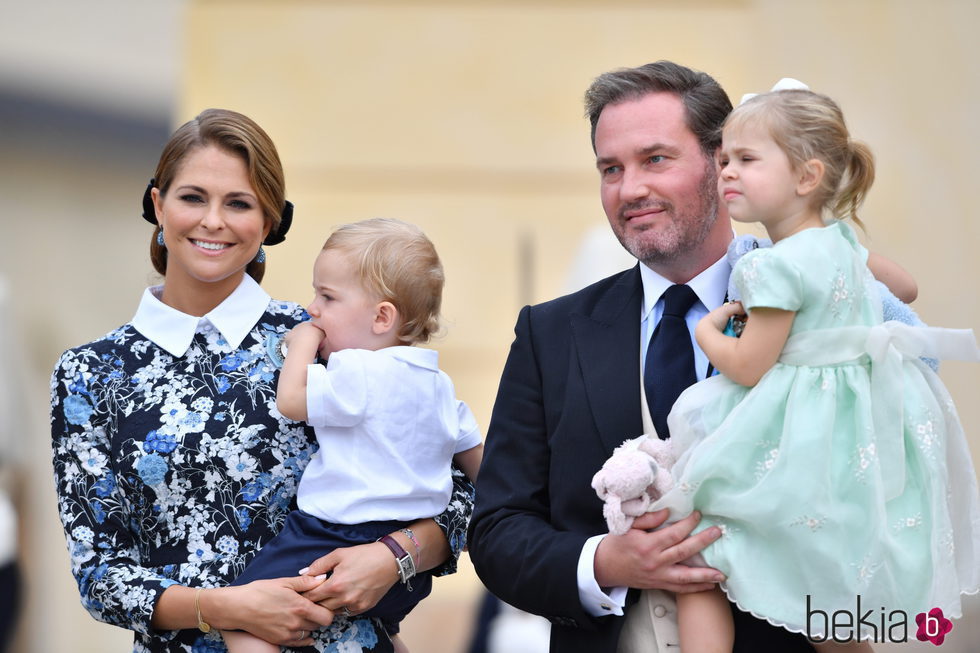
left=195, top=587, right=211, bottom=633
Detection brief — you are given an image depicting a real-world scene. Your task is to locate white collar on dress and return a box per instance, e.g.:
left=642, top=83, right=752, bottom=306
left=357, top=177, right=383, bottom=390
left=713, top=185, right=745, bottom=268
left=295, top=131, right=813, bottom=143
left=131, top=275, right=272, bottom=357
left=638, top=253, right=731, bottom=323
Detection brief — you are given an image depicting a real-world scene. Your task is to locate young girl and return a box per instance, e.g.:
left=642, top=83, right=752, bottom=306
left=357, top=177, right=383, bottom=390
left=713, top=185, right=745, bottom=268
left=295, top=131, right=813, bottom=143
left=650, top=86, right=980, bottom=650
left=223, top=218, right=484, bottom=653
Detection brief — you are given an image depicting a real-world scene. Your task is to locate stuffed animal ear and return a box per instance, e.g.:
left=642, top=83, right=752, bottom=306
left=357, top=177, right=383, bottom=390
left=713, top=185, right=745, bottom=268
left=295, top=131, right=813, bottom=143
left=603, top=496, right=631, bottom=536
left=591, top=468, right=609, bottom=499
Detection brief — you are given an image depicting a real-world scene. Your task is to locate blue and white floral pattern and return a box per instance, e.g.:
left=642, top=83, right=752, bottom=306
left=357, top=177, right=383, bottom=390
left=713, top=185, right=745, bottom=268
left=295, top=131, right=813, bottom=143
left=51, top=300, right=473, bottom=652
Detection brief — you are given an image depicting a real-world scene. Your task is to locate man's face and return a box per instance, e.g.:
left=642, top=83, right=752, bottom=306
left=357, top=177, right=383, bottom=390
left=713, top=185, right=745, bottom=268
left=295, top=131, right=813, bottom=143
left=594, top=92, right=719, bottom=268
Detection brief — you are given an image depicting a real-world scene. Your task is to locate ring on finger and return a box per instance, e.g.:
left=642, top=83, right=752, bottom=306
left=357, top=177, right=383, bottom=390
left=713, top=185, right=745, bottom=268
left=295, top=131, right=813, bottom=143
left=296, top=630, right=307, bottom=640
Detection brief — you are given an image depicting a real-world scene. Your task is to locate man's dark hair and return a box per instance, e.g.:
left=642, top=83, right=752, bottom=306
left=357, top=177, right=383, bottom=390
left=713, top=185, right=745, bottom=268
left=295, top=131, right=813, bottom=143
left=584, top=61, right=733, bottom=156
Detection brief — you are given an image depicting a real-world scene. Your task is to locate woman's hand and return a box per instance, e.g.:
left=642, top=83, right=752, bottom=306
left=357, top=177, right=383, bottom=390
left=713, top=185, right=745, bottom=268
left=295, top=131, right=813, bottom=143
left=203, top=576, right=335, bottom=646
left=298, top=541, right=400, bottom=616
left=701, top=301, right=746, bottom=332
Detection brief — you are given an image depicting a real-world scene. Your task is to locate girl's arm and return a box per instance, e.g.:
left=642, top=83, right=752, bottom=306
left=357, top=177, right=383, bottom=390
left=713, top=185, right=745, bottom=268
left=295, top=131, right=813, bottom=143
left=867, top=252, right=917, bottom=303
left=695, top=302, right=795, bottom=387
left=275, top=322, right=325, bottom=421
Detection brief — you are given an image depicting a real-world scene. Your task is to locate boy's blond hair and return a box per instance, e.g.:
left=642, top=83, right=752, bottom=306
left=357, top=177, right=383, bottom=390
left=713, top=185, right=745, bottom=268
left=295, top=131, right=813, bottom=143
left=323, top=218, right=443, bottom=344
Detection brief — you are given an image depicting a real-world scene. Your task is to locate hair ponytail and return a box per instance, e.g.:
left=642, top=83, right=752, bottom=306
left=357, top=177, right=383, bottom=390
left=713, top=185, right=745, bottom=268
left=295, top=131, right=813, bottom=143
left=831, top=140, right=875, bottom=230
left=726, top=89, right=876, bottom=230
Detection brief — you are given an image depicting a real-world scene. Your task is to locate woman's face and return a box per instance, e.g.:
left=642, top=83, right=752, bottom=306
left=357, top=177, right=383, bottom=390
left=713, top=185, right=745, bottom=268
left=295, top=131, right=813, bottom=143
left=152, top=145, right=271, bottom=296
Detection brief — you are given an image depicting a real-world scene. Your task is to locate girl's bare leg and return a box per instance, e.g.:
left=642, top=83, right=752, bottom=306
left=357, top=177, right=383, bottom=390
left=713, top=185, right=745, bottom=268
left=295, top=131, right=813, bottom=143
left=677, top=587, right=734, bottom=653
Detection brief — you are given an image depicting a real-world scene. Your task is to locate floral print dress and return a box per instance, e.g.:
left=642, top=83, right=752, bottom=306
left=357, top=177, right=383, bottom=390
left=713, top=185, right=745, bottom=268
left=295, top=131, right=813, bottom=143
left=50, top=276, right=473, bottom=652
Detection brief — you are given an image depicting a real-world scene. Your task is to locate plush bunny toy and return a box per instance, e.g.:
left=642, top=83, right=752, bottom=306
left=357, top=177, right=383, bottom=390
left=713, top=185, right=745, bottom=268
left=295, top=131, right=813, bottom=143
left=591, top=435, right=676, bottom=535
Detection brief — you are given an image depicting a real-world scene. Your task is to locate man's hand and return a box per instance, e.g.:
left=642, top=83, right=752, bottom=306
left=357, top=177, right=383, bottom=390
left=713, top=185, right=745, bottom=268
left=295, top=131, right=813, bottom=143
left=593, top=509, right=724, bottom=594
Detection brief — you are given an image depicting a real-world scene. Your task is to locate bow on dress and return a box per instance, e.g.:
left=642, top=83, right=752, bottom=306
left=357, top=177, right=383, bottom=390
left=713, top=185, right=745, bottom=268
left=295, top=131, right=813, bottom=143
left=779, top=321, right=980, bottom=500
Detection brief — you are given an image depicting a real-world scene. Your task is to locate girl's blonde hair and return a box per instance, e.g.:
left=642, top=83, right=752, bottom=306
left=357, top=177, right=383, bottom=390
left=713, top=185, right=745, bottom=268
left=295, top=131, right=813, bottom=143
left=725, top=89, right=875, bottom=228
left=323, top=218, right=443, bottom=344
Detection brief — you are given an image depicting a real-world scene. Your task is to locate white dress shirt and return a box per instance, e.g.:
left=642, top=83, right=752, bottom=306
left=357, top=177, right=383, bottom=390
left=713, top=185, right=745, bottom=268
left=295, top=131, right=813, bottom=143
left=577, top=254, right=731, bottom=619
left=299, top=346, right=482, bottom=524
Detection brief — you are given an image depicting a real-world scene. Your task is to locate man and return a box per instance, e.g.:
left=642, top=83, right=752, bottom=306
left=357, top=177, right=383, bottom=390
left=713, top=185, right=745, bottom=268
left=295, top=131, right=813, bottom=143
left=468, top=61, right=815, bottom=652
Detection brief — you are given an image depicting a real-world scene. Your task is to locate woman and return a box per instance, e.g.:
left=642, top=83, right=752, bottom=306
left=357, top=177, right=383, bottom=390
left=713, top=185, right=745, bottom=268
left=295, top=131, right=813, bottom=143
left=50, top=108, right=473, bottom=652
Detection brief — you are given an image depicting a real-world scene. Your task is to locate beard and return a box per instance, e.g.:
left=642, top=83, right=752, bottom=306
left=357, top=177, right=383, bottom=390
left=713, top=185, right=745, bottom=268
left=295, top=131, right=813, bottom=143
left=612, top=159, right=719, bottom=267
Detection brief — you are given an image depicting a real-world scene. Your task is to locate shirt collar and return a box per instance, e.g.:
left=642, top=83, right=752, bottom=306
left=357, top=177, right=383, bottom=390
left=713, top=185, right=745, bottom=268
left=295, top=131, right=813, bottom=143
left=639, top=254, right=732, bottom=322
left=382, top=345, right=439, bottom=371
left=131, top=275, right=272, bottom=357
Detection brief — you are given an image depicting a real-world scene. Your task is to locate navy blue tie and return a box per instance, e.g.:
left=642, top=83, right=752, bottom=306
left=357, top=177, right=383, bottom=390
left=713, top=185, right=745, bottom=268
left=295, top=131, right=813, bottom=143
left=645, top=284, right=698, bottom=440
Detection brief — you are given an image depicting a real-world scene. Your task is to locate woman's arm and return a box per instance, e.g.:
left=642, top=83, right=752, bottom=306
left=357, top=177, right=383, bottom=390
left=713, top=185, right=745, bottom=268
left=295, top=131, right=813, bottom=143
left=695, top=302, right=796, bottom=387
left=150, top=577, right=333, bottom=646
left=51, top=348, right=177, bottom=636
left=867, top=252, right=917, bottom=303
left=299, top=466, right=475, bottom=612
left=276, top=322, right=324, bottom=421
left=453, top=444, right=484, bottom=482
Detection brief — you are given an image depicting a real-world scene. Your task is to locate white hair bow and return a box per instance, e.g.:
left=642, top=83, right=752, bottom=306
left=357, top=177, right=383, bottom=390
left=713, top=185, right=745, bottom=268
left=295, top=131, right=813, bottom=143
left=739, top=77, right=810, bottom=105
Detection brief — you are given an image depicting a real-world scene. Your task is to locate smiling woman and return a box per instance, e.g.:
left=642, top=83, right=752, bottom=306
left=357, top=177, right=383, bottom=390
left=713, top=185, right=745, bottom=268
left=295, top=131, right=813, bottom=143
left=151, top=145, right=272, bottom=314
left=144, top=109, right=288, bottom=313
left=48, top=108, right=474, bottom=653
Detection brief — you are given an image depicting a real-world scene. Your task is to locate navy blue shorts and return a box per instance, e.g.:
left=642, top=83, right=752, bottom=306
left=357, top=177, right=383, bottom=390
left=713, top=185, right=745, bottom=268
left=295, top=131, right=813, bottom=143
left=231, top=510, right=432, bottom=626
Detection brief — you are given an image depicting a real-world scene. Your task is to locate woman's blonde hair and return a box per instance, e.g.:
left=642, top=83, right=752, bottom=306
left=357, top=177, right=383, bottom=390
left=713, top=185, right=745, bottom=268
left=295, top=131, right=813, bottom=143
left=323, top=218, right=444, bottom=344
left=725, top=89, right=875, bottom=228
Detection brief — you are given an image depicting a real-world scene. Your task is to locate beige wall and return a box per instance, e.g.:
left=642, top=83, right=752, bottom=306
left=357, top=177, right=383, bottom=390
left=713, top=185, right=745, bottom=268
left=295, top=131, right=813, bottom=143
left=11, top=1, right=978, bottom=651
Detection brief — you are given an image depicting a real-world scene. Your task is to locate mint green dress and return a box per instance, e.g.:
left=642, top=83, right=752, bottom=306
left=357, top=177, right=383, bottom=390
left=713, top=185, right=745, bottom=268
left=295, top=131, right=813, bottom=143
left=653, top=221, right=980, bottom=640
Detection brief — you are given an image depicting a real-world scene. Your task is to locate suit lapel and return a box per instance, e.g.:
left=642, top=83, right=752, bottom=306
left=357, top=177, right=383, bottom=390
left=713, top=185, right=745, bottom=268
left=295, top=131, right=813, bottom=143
left=570, top=266, right=644, bottom=455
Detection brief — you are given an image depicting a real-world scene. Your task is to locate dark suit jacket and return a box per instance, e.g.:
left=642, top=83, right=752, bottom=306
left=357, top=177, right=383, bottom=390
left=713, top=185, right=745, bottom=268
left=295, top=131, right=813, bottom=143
left=468, top=266, right=814, bottom=652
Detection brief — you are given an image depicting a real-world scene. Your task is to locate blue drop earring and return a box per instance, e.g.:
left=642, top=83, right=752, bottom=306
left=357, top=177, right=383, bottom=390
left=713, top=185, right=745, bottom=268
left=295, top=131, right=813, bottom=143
left=255, top=247, right=266, bottom=263
left=157, top=230, right=165, bottom=247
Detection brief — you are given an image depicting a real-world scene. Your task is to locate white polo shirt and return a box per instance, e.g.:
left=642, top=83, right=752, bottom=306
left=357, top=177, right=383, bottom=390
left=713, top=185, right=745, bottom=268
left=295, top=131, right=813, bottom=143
left=296, top=346, right=482, bottom=525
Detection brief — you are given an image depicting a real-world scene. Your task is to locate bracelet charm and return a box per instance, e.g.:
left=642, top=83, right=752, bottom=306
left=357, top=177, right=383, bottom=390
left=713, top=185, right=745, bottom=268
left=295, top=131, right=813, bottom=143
left=398, top=527, right=422, bottom=565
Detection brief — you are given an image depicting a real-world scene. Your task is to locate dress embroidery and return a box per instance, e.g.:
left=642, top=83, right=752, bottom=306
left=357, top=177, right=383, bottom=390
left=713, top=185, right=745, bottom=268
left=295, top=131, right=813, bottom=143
left=892, top=513, right=924, bottom=534
left=852, top=555, right=882, bottom=588
left=753, top=441, right=779, bottom=480
left=789, top=515, right=827, bottom=532
left=850, top=441, right=878, bottom=484
left=913, top=412, right=940, bottom=460
left=828, top=267, right=854, bottom=321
